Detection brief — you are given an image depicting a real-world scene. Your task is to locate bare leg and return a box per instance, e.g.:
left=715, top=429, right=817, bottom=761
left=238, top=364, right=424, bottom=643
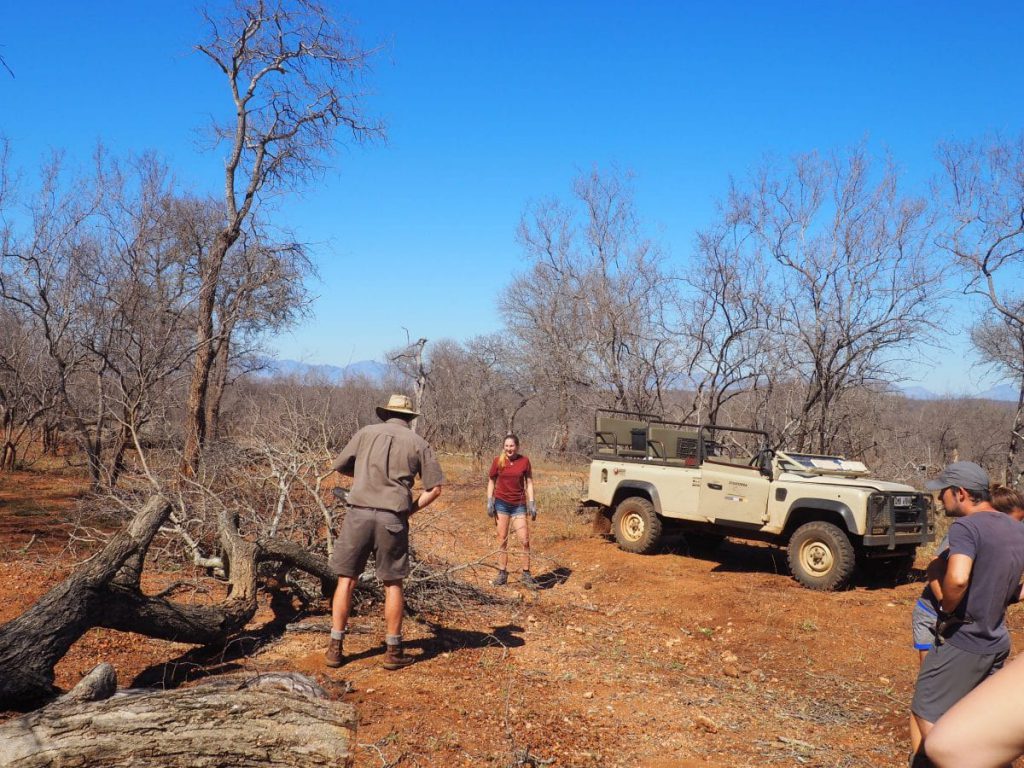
left=331, top=576, right=356, bottom=633
left=512, top=515, right=531, bottom=572
left=383, top=580, right=404, bottom=637
left=495, top=514, right=510, bottom=571
left=910, top=649, right=929, bottom=754
left=927, top=653, right=1024, bottom=767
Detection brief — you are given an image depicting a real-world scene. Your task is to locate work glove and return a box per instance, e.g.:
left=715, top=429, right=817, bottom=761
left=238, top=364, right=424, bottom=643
left=528, top=500, right=537, bottom=521
left=487, top=497, right=496, bottom=518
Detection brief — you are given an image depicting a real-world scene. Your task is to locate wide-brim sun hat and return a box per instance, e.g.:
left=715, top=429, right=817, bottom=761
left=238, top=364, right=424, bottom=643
left=376, top=394, right=420, bottom=420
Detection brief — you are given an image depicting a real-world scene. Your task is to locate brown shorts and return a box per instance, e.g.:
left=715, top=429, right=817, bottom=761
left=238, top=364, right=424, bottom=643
left=328, top=506, right=410, bottom=581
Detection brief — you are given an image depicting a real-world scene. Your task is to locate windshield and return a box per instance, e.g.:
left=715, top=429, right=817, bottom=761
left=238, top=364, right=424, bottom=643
left=778, top=452, right=868, bottom=475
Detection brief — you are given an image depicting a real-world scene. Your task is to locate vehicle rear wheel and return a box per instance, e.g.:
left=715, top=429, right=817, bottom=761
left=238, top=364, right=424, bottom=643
left=612, top=497, right=662, bottom=554
left=787, top=521, right=855, bottom=591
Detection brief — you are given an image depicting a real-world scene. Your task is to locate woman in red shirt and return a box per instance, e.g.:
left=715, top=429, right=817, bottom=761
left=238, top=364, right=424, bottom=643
left=487, top=434, right=537, bottom=587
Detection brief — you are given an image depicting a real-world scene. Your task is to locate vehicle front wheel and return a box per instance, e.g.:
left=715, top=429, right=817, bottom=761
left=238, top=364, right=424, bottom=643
left=612, top=497, right=662, bottom=554
left=787, top=521, right=855, bottom=591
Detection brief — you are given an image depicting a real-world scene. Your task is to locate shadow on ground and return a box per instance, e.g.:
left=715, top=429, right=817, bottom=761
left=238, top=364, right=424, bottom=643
left=600, top=533, right=923, bottom=591
left=130, top=588, right=529, bottom=689
left=535, top=566, right=572, bottom=590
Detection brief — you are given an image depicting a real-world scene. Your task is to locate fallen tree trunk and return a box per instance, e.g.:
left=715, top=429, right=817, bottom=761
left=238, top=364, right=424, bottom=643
left=0, top=494, right=339, bottom=708
left=0, top=495, right=174, bottom=707
left=0, top=666, right=357, bottom=767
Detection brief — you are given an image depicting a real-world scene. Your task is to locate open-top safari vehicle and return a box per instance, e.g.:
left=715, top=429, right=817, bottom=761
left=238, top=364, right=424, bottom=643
left=581, top=409, right=935, bottom=590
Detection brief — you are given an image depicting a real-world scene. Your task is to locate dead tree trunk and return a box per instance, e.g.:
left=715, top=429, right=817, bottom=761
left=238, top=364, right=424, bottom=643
left=0, top=666, right=357, bottom=767
left=0, top=495, right=173, bottom=707
left=0, top=493, right=339, bottom=709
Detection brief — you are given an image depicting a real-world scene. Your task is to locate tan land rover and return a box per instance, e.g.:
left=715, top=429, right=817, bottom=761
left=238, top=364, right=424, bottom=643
left=581, top=409, right=935, bottom=590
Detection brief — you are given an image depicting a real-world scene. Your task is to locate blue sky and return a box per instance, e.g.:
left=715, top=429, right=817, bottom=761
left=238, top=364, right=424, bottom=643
left=2, top=2, right=1023, bottom=394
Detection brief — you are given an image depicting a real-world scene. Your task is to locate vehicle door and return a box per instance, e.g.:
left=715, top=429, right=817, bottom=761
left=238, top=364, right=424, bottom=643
left=698, top=460, right=771, bottom=526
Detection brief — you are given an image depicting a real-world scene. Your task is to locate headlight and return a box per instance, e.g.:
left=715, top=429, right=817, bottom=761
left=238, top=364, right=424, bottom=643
left=868, top=493, right=888, bottom=533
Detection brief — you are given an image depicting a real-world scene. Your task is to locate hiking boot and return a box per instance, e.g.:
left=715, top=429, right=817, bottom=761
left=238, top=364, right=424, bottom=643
left=521, top=571, right=539, bottom=589
left=325, top=637, right=344, bottom=668
left=383, top=642, right=415, bottom=670
left=492, top=569, right=508, bottom=586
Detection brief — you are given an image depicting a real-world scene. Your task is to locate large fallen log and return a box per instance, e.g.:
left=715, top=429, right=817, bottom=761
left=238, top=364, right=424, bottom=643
left=0, top=666, right=357, bottom=767
left=0, top=494, right=341, bottom=708
left=0, top=495, right=174, bottom=707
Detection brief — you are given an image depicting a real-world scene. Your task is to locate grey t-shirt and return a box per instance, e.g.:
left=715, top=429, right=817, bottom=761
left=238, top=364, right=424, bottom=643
left=946, top=510, right=1024, bottom=654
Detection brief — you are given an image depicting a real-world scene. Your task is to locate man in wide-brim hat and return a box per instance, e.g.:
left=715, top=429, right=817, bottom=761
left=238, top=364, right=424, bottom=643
left=324, top=394, right=444, bottom=670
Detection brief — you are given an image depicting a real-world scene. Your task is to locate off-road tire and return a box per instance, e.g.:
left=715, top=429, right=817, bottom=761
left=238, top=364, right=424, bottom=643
left=612, top=497, right=662, bottom=554
left=787, top=521, right=855, bottom=591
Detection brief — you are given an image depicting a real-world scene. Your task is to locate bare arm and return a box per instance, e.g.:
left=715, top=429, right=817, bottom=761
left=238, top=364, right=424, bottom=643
left=412, top=485, right=442, bottom=514
left=525, top=476, right=534, bottom=504
left=940, top=553, right=974, bottom=613
left=926, top=555, right=948, bottom=602
left=487, top=477, right=495, bottom=501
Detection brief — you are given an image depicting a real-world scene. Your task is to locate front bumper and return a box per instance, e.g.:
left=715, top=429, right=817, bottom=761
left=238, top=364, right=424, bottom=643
left=862, top=492, right=935, bottom=549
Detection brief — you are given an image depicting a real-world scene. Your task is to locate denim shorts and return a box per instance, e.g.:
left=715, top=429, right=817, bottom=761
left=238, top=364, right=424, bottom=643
left=913, top=598, right=938, bottom=650
left=494, top=499, right=527, bottom=517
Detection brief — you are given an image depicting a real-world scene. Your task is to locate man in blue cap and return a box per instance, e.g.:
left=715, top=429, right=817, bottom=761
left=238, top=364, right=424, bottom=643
left=911, top=461, right=1024, bottom=764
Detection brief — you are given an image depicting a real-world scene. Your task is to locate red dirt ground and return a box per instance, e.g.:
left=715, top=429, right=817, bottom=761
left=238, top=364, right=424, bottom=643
left=2, top=462, right=1023, bottom=767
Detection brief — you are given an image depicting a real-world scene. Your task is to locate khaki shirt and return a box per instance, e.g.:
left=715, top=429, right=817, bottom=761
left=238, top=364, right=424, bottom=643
left=331, top=418, right=444, bottom=513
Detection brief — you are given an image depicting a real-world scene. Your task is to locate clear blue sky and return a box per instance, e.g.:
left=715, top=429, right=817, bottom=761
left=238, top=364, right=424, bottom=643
left=2, top=2, right=1023, bottom=393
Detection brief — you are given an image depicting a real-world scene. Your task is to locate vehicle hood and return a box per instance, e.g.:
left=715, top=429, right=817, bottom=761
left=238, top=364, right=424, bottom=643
left=777, top=472, right=916, bottom=493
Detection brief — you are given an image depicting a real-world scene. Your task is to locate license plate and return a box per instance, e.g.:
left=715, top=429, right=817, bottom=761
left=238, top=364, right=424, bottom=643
left=893, top=496, right=912, bottom=507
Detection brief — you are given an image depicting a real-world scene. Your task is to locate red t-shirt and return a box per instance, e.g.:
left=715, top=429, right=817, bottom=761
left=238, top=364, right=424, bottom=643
left=489, top=454, right=532, bottom=505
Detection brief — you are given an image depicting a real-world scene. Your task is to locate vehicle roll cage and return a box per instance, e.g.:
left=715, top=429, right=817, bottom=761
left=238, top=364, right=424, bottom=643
left=593, top=408, right=769, bottom=465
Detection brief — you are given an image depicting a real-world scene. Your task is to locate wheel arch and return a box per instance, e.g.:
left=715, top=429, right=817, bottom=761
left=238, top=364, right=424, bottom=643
left=611, top=481, right=663, bottom=515
left=783, top=502, right=857, bottom=540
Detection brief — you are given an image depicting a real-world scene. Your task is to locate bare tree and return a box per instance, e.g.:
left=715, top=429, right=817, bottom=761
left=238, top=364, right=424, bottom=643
left=503, top=168, right=676, bottom=450
left=200, top=225, right=312, bottom=442
left=677, top=223, right=778, bottom=426
left=971, top=317, right=1024, bottom=479
left=388, top=333, right=429, bottom=431
left=502, top=199, right=590, bottom=452
left=414, top=335, right=535, bottom=455
left=465, top=333, right=537, bottom=436
left=0, top=309, right=58, bottom=469
left=718, top=147, right=942, bottom=452
left=181, top=0, right=384, bottom=474
left=938, top=135, right=1024, bottom=485
left=0, top=153, right=223, bottom=487
left=0, top=155, right=110, bottom=485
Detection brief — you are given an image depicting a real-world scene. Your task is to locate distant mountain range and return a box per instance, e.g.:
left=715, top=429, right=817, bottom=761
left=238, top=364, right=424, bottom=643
left=901, top=383, right=1020, bottom=402
left=257, top=358, right=388, bottom=383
